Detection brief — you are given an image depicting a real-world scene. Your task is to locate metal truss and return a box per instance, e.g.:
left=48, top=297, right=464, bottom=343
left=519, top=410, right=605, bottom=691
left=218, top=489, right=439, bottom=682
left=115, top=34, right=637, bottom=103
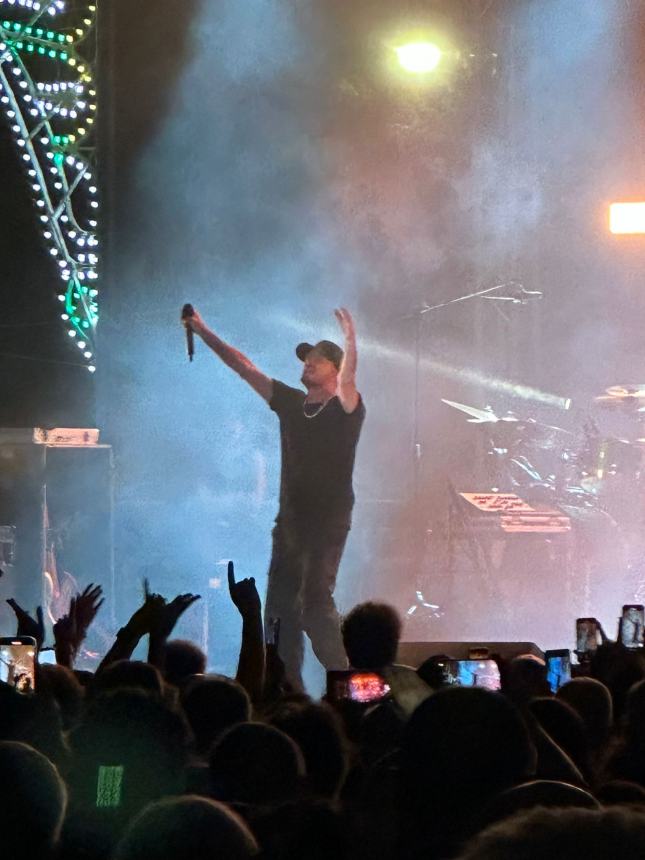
left=0, top=0, right=99, bottom=371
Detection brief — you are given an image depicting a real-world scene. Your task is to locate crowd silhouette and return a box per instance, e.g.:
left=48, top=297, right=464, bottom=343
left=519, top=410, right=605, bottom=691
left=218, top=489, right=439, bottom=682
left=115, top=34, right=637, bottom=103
left=3, top=561, right=645, bottom=859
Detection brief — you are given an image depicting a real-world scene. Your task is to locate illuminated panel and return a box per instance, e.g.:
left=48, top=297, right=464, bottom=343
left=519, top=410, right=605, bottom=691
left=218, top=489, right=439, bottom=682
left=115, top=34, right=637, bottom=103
left=609, top=202, right=645, bottom=235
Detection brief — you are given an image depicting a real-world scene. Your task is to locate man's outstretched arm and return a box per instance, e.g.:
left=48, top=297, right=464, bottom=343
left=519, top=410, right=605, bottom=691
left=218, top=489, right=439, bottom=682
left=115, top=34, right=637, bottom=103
left=184, top=309, right=273, bottom=402
left=334, top=307, right=360, bottom=413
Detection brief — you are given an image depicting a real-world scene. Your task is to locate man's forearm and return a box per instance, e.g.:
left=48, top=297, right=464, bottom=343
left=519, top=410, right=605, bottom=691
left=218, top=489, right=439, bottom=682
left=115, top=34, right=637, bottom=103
left=339, top=333, right=357, bottom=386
left=197, top=325, right=258, bottom=381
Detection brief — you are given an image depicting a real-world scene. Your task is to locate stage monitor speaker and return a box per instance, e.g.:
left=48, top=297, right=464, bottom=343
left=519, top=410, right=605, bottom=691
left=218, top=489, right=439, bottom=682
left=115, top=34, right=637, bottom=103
left=0, top=442, right=114, bottom=638
left=397, top=640, right=544, bottom=667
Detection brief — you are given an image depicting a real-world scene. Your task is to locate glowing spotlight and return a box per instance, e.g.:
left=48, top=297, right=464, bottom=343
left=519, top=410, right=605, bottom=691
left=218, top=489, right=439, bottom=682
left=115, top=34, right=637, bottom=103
left=395, top=41, right=442, bottom=74
left=609, top=202, right=645, bottom=234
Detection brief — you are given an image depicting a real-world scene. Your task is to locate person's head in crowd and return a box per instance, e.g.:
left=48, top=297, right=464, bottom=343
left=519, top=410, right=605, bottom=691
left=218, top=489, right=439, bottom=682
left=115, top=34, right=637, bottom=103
left=68, top=687, right=191, bottom=817
left=181, top=675, right=251, bottom=756
left=623, top=678, right=645, bottom=744
left=599, top=679, right=645, bottom=787
left=404, top=687, right=535, bottom=797
left=0, top=679, right=32, bottom=740
left=209, top=721, right=304, bottom=806
left=356, top=699, right=405, bottom=765
left=269, top=701, right=347, bottom=799
left=556, top=676, right=613, bottom=751
left=114, top=795, right=257, bottom=860
left=164, top=639, right=207, bottom=687
left=38, top=663, right=84, bottom=730
left=417, top=654, right=452, bottom=689
left=341, top=602, right=401, bottom=669
left=90, top=660, right=164, bottom=699
left=589, top=642, right=645, bottom=721
left=596, top=780, right=645, bottom=807
left=253, top=800, right=348, bottom=860
left=528, top=697, right=591, bottom=781
left=73, top=668, right=95, bottom=688
left=502, top=655, right=550, bottom=706
left=476, top=779, right=598, bottom=834
left=457, top=806, right=645, bottom=860
left=402, top=687, right=535, bottom=855
left=0, top=741, right=67, bottom=860
left=0, top=679, right=68, bottom=768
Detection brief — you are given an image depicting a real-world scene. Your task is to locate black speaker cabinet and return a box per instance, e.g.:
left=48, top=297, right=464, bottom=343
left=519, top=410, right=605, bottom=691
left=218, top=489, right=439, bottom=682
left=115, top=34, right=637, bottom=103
left=397, top=640, right=544, bottom=667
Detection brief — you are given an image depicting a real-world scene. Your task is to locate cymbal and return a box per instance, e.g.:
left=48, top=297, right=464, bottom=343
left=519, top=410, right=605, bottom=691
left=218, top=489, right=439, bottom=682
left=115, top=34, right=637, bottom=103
left=595, top=385, right=645, bottom=407
left=441, top=399, right=505, bottom=423
left=441, top=397, right=520, bottom=424
left=440, top=399, right=572, bottom=448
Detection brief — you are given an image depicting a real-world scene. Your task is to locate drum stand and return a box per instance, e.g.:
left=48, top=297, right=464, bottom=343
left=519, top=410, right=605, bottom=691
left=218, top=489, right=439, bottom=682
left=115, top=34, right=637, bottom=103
left=403, top=283, right=526, bottom=627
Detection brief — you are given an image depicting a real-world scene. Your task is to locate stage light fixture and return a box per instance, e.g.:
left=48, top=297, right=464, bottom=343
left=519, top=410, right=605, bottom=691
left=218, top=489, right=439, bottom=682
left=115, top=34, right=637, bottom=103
left=395, top=41, right=442, bottom=74
left=609, top=202, right=645, bottom=234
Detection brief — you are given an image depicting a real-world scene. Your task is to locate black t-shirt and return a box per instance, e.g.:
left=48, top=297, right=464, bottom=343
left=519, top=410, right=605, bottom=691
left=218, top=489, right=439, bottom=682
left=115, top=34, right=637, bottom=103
left=269, top=380, right=366, bottom=527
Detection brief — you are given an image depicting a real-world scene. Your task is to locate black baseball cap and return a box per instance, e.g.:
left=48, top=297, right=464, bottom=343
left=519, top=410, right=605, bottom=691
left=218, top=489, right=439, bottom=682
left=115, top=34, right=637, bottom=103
left=295, top=340, right=344, bottom=369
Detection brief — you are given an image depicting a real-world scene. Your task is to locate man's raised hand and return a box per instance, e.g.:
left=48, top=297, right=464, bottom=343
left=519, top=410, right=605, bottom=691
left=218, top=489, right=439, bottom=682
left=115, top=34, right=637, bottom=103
left=333, top=307, right=359, bottom=412
left=228, top=561, right=261, bottom=618
left=181, top=306, right=205, bottom=336
left=334, top=307, right=356, bottom=341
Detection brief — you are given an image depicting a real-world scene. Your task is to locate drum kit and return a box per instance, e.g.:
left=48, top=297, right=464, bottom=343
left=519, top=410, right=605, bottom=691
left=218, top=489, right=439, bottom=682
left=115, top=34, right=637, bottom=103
left=431, top=385, right=645, bottom=634
left=443, top=385, right=645, bottom=586
left=443, top=385, right=645, bottom=510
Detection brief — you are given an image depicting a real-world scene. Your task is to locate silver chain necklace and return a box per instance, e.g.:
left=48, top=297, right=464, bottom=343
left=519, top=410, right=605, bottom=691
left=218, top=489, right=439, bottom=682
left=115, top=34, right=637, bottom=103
left=303, top=396, right=332, bottom=419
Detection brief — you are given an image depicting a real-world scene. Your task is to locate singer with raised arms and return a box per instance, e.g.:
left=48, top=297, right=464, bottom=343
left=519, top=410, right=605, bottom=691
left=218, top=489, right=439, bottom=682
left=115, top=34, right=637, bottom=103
left=182, top=306, right=365, bottom=689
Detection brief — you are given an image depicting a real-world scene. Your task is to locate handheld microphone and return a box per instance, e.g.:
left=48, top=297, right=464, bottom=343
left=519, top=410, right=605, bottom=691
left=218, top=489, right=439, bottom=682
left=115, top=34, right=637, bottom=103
left=181, top=303, right=195, bottom=362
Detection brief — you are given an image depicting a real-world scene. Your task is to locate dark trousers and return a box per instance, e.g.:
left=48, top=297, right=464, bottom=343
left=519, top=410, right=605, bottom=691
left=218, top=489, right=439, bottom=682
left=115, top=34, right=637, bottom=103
left=264, top=518, right=349, bottom=689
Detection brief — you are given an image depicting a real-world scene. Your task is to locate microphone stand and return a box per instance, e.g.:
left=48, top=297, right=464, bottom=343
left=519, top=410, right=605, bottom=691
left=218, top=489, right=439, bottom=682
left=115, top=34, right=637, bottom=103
left=403, top=282, right=531, bottom=629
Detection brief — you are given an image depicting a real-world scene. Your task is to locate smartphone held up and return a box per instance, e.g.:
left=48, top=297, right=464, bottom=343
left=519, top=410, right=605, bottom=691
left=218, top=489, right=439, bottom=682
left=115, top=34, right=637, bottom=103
left=0, top=636, right=37, bottom=693
left=326, top=670, right=391, bottom=704
left=619, top=604, right=644, bottom=649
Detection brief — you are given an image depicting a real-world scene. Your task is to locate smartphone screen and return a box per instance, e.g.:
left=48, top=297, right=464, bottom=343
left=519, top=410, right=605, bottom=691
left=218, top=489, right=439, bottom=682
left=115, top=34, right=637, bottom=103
left=96, top=765, right=124, bottom=808
left=0, top=638, right=37, bottom=693
left=545, top=649, right=571, bottom=693
left=326, top=670, right=391, bottom=704
left=444, top=659, right=501, bottom=691
left=576, top=618, right=599, bottom=655
left=621, top=605, right=644, bottom=649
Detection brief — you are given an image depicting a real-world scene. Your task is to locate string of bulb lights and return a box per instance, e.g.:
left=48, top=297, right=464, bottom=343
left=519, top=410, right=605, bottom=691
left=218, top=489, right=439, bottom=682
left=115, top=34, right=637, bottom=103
left=0, top=0, right=99, bottom=372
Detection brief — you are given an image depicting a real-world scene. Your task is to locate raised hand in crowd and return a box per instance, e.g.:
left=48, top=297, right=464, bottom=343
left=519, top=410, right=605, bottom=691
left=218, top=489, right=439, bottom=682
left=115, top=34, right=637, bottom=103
left=228, top=560, right=261, bottom=618
left=6, top=598, right=45, bottom=651
left=97, top=581, right=166, bottom=672
left=53, top=583, right=104, bottom=668
left=146, top=585, right=201, bottom=669
left=228, top=560, right=264, bottom=702
left=147, top=588, right=202, bottom=641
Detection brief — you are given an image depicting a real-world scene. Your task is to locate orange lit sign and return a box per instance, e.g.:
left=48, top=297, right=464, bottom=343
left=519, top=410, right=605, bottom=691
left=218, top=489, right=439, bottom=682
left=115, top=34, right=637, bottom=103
left=609, top=202, right=645, bottom=234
